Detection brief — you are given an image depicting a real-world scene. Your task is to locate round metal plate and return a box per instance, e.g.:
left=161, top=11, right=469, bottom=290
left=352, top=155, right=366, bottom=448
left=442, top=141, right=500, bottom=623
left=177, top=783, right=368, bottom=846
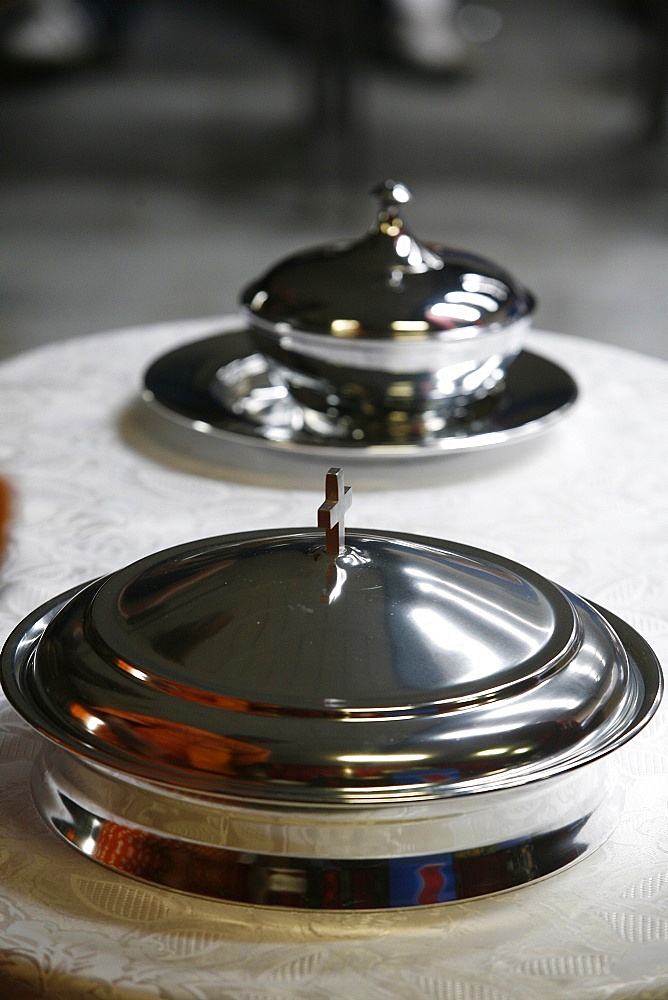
left=141, top=328, right=578, bottom=461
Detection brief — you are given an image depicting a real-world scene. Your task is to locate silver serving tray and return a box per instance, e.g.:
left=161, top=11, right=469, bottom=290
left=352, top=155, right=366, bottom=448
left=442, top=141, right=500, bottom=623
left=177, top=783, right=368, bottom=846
left=1, top=471, right=660, bottom=910
left=141, top=327, right=577, bottom=462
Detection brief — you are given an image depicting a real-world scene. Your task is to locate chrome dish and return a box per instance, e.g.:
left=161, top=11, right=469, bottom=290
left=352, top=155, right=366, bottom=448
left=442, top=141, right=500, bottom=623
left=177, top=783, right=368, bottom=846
left=241, top=181, right=535, bottom=428
left=1, top=470, right=660, bottom=909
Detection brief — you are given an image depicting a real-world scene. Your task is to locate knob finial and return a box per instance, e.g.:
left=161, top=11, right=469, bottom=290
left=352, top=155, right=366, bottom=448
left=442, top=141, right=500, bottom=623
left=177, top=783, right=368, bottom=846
left=370, top=179, right=412, bottom=236
left=371, top=179, right=412, bottom=212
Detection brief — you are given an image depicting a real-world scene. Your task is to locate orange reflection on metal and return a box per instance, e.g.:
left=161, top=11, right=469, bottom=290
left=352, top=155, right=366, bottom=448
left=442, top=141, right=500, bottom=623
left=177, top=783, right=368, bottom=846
left=89, top=705, right=270, bottom=775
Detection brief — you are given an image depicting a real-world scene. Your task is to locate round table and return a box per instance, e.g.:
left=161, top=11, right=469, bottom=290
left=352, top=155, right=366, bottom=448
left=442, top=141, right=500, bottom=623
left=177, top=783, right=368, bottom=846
left=0, top=319, right=666, bottom=999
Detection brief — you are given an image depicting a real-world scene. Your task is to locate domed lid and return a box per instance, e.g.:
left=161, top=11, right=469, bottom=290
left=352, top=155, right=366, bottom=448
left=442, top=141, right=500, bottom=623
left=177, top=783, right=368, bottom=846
left=240, top=181, right=535, bottom=343
left=1, top=470, right=660, bottom=806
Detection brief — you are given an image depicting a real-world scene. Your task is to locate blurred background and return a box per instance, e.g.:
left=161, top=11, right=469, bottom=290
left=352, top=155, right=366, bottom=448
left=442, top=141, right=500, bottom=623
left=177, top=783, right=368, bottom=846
left=0, top=0, right=666, bottom=362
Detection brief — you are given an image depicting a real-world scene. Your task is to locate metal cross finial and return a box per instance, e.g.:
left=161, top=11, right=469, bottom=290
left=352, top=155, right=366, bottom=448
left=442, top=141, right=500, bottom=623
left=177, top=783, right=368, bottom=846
left=318, top=467, right=352, bottom=556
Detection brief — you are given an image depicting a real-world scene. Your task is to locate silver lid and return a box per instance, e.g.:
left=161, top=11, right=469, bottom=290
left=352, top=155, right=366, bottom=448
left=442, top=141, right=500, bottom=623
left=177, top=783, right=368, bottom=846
left=241, top=180, right=535, bottom=343
left=1, top=469, right=661, bottom=807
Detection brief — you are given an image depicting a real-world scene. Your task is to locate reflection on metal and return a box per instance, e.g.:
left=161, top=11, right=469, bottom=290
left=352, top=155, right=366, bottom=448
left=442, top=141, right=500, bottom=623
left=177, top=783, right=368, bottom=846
left=2, top=532, right=661, bottom=804
left=142, top=329, right=579, bottom=459
left=33, top=745, right=617, bottom=908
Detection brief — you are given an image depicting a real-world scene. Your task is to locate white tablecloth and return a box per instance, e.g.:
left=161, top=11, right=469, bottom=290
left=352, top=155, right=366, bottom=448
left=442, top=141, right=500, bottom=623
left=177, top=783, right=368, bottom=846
left=0, top=319, right=666, bottom=999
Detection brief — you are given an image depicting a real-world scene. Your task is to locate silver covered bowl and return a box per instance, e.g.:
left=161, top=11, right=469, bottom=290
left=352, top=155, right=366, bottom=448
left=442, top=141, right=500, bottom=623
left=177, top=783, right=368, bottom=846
left=240, top=181, right=535, bottom=439
left=1, top=470, right=661, bottom=909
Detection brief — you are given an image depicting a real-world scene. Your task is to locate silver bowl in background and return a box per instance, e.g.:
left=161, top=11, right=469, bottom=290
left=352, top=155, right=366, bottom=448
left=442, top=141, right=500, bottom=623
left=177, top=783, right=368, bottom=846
left=241, top=181, right=535, bottom=440
left=1, top=470, right=661, bottom=909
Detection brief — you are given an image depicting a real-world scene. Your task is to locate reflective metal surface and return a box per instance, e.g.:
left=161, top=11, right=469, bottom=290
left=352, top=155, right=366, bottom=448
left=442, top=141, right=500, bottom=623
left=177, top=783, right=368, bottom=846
left=241, top=180, right=533, bottom=350
left=142, top=327, right=578, bottom=455
left=33, top=744, right=619, bottom=907
left=1, top=473, right=661, bottom=907
left=240, top=181, right=535, bottom=421
left=2, top=531, right=660, bottom=805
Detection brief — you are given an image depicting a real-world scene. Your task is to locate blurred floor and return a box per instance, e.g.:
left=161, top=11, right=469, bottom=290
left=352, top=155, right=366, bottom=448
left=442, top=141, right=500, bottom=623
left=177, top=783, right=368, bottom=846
left=0, top=0, right=666, bottom=362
